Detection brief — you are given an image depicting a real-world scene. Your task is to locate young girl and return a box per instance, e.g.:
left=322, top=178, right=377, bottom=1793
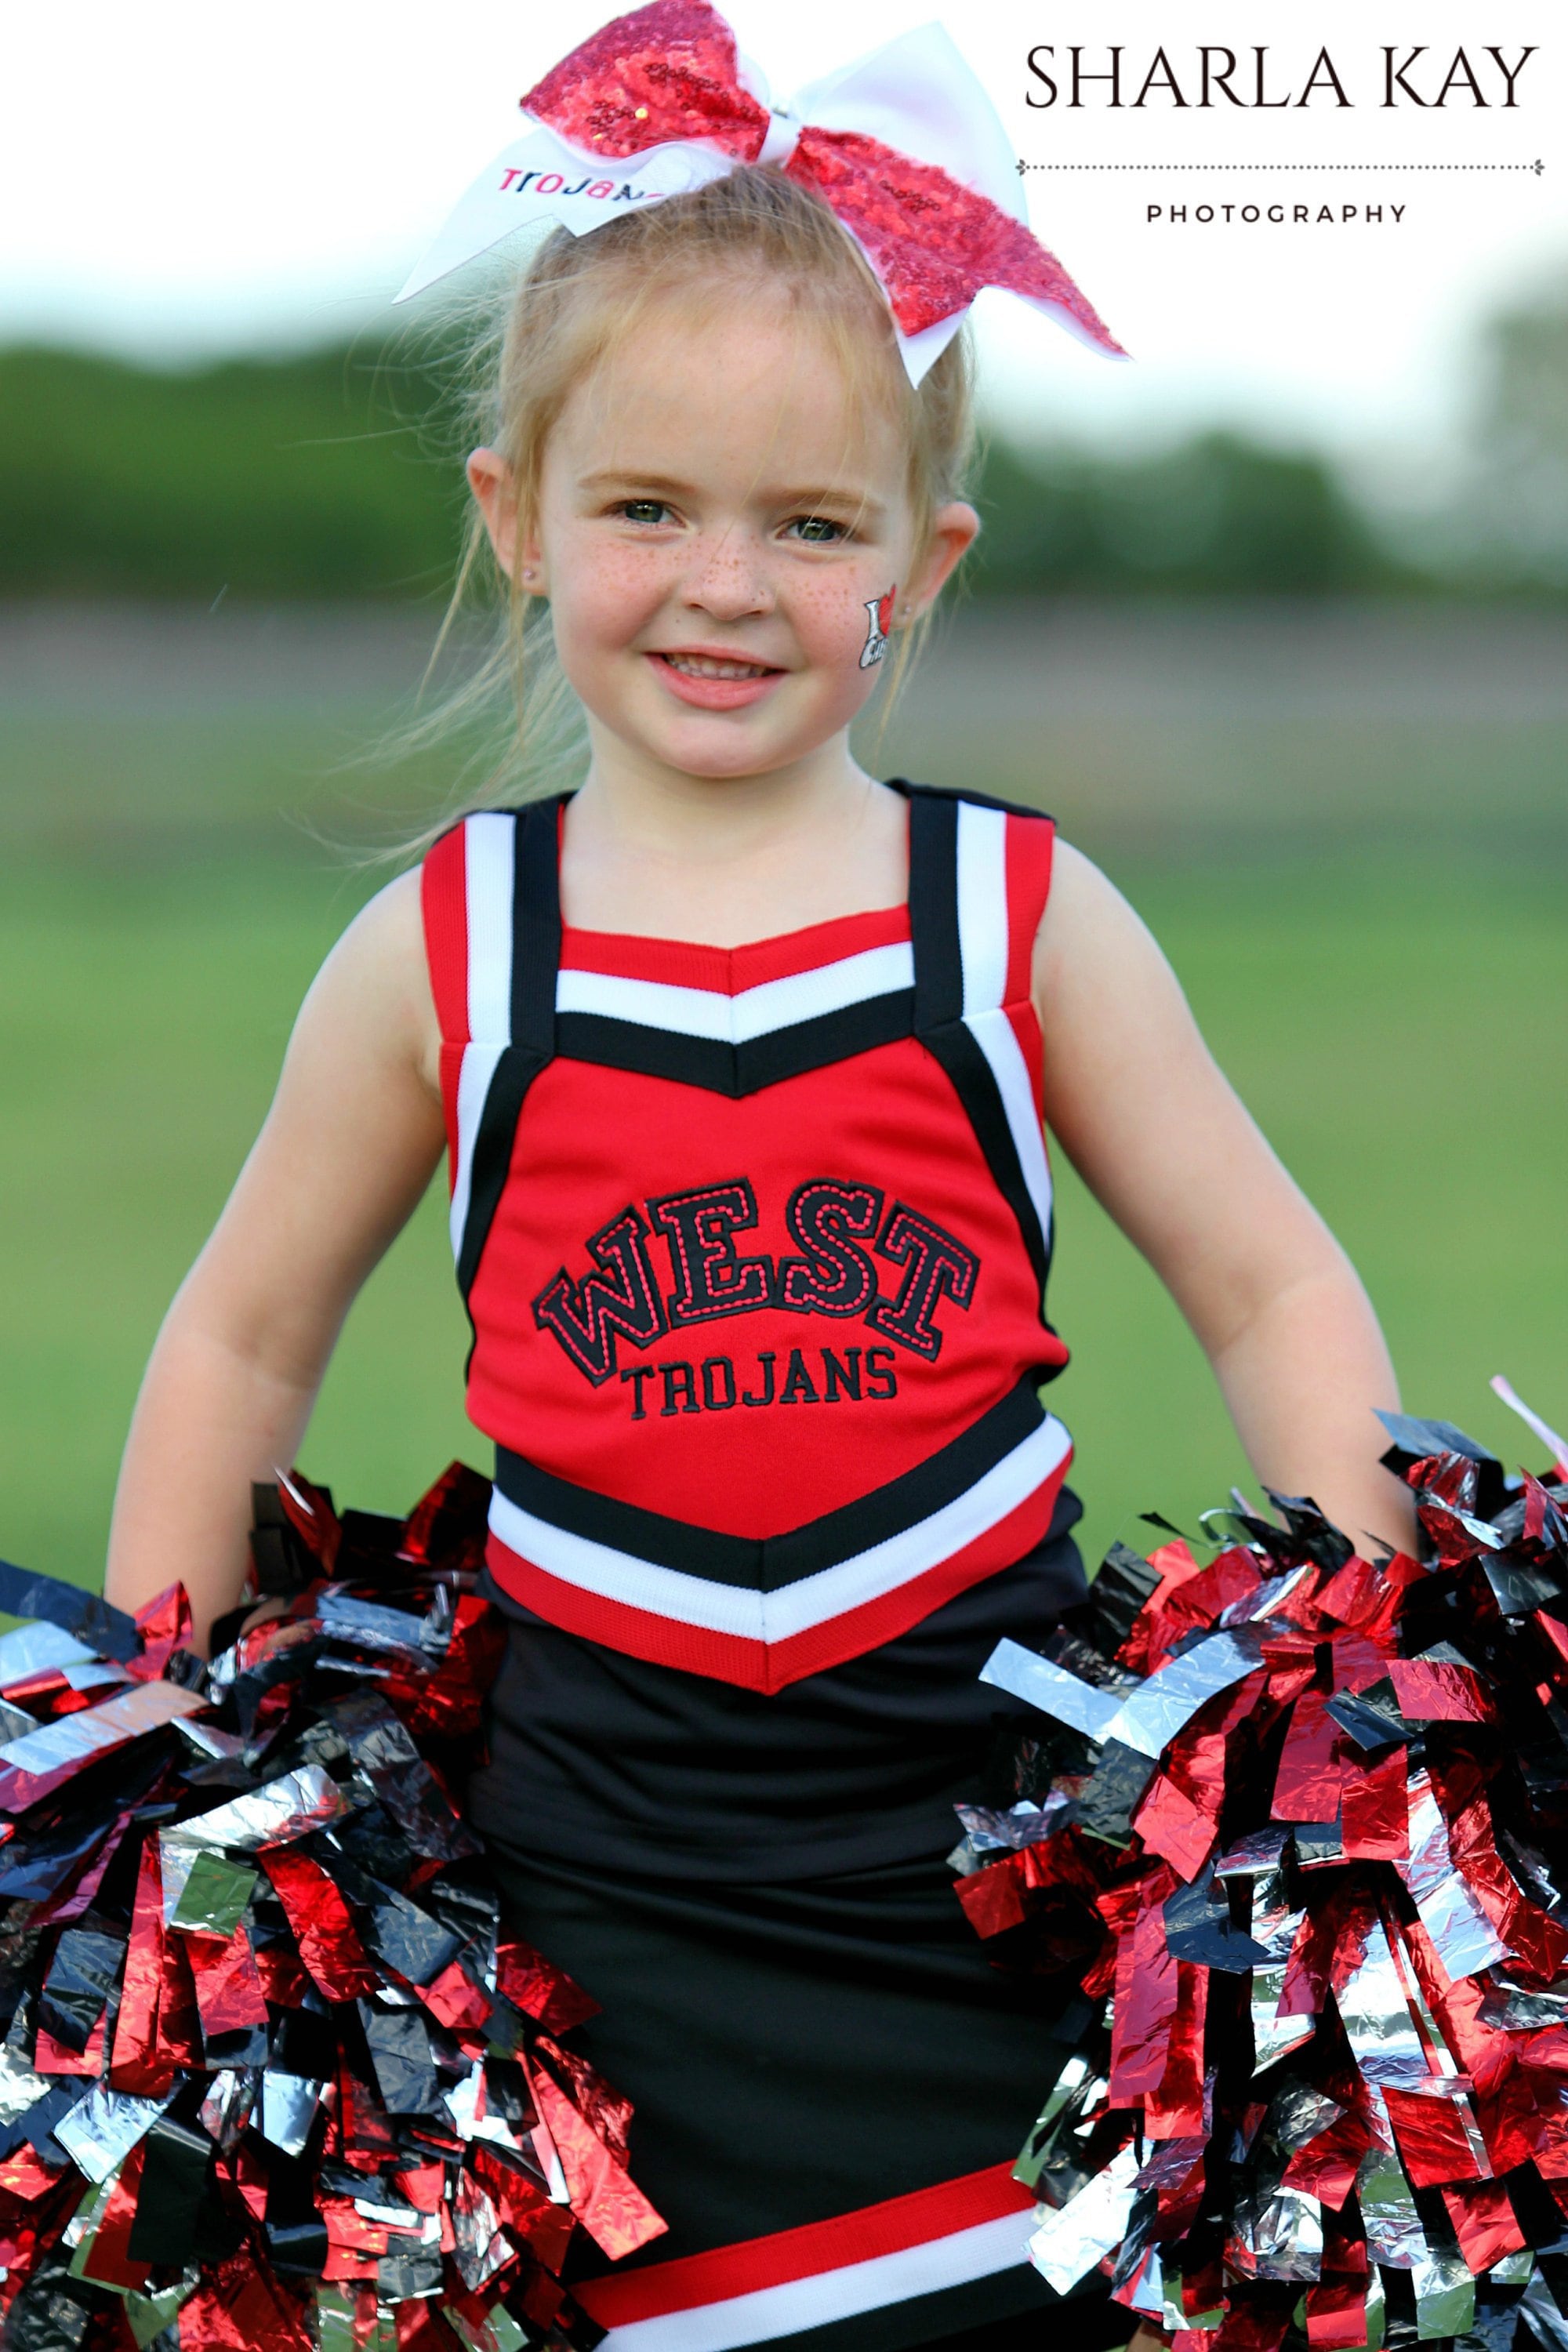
left=104, top=11, right=1414, bottom=2347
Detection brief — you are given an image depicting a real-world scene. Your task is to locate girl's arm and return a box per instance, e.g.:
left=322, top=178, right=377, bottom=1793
left=1035, top=843, right=1416, bottom=1554
left=104, top=873, right=447, bottom=1650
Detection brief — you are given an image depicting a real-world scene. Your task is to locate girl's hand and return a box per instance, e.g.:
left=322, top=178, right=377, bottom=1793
left=104, top=872, right=446, bottom=1651
left=1035, top=843, right=1415, bottom=1555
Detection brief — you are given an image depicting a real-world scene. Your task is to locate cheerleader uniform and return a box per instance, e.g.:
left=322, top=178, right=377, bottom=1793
left=422, top=783, right=1121, bottom=2352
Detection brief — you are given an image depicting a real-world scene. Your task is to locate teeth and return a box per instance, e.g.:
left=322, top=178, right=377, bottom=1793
left=663, top=653, right=774, bottom=681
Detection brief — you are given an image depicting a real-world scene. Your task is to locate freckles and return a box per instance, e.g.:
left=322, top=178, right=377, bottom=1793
left=791, top=575, right=892, bottom=669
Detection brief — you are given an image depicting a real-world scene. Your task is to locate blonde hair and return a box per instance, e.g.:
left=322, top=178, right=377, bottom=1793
left=398, top=165, right=975, bottom=834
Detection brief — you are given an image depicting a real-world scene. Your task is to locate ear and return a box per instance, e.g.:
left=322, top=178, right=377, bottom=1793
left=901, top=501, right=981, bottom=622
left=466, top=448, right=543, bottom=591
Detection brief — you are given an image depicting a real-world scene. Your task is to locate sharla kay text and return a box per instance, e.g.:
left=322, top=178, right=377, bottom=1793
left=1023, top=44, right=1538, bottom=109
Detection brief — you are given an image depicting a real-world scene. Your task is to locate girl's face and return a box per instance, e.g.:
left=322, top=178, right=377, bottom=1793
left=470, top=291, right=977, bottom=788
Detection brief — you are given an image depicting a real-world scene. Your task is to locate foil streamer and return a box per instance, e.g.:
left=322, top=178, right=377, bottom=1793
left=263, top=1850, right=380, bottom=2000
left=528, top=2065, right=666, bottom=2259
left=168, top=1852, right=257, bottom=1940
left=1272, top=1690, right=1348, bottom=1824
left=1420, top=2239, right=1476, bottom=2333
left=260, top=2072, right=321, bottom=2159
left=0, top=1679, right=205, bottom=1810
left=1399, top=1771, right=1512, bottom=1978
left=979, top=1642, right=1122, bottom=1742
left=1107, top=1631, right=1263, bottom=1760
left=982, top=1629, right=1260, bottom=1762
left=1230, top=2181, right=1324, bottom=2283
left=1027, top=2142, right=1141, bottom=2294
left=1250, top=1876, right=1313, bottom=2073
left=198, top=2070, right=255, bottom=2153
left=53, top=2086, right=172, bottom=2185
left=358, top=2004, right=439, bottom=2117
left=1381, top=2084, right=1489, bottom=2187
left=1389, top=1650, right=1494, bottom=1722
left=40, top=1926, right=124, bottom=2053
left=1442, top=2176, right=1529, bottom=2272
left=0, top=1563, right=140, bottom=1664
left=0, top=1624, right=100, bottom=1685
left=1335, top=1917, right=1432, bottom=2085
left=1521, top=2270, right=1568, bottom=2352
left=161, top=1765, right=350, bottom=1877
left=1354, top=2140, right=1425, bottom=2269
left=328, top=1693, right=477, bottom=1864
left=0, top=2042, right=49, bottom=2128
left=316, top=1592, right=448, bottom=1664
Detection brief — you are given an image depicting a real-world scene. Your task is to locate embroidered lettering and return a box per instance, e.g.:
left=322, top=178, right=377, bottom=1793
left=533, top=1205, right=666, bottom=1385
left=866, top=1204, right=979, bottom=1361
left=623, top=1348, right=898, bottom=1418
left=778, top=1181, right=882, bottom=1316
left=779, top=1349, right=820, bottom=1405
left=650, top=1181, right=774, bottom=1325
left=659, top=1363, right=699, bottom=1417
left=543, top=1176, right=984, bottom=1383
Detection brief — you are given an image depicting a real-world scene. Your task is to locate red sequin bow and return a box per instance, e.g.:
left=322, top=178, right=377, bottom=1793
left=516, top=0, right=1123, bottom=354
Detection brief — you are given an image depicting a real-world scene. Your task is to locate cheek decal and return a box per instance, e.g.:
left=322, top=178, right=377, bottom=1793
left=859, top=587, right=896, bottom=670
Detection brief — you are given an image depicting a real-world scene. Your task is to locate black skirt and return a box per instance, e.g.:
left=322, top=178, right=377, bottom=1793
left=471, top=1493, right=1120, bottom=2350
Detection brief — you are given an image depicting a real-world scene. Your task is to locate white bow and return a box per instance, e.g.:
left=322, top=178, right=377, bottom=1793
left=397, top=23, right=1052, bottom=385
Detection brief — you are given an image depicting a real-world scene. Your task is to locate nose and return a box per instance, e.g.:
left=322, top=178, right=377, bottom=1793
left=680, top=526, right=775, bottom=624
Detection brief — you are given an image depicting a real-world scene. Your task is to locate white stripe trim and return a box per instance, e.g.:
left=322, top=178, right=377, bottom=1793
left=463, top=811, right=515, bottom=1044
left=597, top=2206, right=1036, bottom=2351
left=555, top=943, right=913, bottom=1045
left=964, top=1007, right=1054, bottom=1246
left=488, top=1416, right=1071, bottom=1645
left=956, top=801, right=1008, bottom=1017
left=449, top=1040, right=504, bottom=1262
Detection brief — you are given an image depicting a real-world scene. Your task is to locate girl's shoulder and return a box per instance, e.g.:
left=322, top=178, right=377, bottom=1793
left=295, top=869, right=437, bottom=1087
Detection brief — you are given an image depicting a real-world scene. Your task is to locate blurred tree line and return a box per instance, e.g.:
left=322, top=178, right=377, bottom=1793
left=1, top=273, right=1562, bottom=601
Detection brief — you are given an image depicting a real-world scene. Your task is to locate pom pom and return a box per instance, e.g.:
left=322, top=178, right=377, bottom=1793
left=961, top=1418, right=1568, bottom=2349
left=0, top=1465, right=662, bottom=2352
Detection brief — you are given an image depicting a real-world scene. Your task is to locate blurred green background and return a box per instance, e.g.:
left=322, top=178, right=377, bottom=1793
left=1, top=279, right=1566, bottom=1596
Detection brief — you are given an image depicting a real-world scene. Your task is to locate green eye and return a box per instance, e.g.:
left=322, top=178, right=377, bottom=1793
left=789, top=516, right=846, bottom=543
left=620, top=500, right=669, bottom=524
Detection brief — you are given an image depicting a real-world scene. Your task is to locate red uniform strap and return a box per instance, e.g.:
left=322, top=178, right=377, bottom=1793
left=1003, top=810, right=1055, bottom=1009
left=420, top=822, right=470, bottom=1047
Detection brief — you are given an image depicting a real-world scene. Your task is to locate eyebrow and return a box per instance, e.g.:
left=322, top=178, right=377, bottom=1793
left=579, top=469, right=887, bottom=517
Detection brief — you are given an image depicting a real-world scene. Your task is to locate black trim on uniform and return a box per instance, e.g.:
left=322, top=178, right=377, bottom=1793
left=919, top=1026, right=1050, bottom=1297
left=492, top=1375, right=1050, bottom=1592
left=555, top=991, right=916, bottom=1098
left=895, top=782, right=1054, bottom=1300
left=510, top=797, right=563, bottom=1054
left=457, top=1046, right=550, bottom=1304
left=906, top=789, right=964, bottom=1033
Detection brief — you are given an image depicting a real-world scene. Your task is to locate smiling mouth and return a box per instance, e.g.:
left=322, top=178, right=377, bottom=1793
left=653, top=652, right=783, bottom=681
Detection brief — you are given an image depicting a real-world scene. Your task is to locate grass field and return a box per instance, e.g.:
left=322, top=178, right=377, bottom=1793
left=2, top=601, right=1565, bottom=1595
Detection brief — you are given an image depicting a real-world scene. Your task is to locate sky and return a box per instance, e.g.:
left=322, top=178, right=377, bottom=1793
left=3, top=0, right=1563, bottom=485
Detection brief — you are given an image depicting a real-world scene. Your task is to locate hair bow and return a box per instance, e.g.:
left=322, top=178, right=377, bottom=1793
left=397, top=0, right=1123, bottom=382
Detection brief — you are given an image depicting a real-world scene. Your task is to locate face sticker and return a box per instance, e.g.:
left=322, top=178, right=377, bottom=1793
left=859, top=587, right=896, bottom=670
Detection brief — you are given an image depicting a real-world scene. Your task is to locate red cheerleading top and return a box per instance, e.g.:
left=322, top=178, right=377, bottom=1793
left=420, top=780, right=1072, bottom=1697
